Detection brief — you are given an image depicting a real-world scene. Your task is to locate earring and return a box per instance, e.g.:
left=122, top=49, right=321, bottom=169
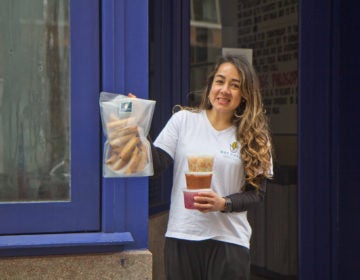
left=234, top=99, right=246, bottom=118
left=234, top=111, right=243, bottom=118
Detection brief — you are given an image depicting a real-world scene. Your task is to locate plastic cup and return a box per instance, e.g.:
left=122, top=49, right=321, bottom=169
left=185, top=171, right=212, bottom=189
left=187, top=154, right=214, bottom=172
left=183, top=189, right=212, bottom=209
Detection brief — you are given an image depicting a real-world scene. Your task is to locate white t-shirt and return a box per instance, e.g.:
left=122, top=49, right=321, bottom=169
left=154, top=110, right=252, bottom=248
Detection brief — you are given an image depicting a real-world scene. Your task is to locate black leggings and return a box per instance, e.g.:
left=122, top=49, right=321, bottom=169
left=164, top=238, right=250, bottom=280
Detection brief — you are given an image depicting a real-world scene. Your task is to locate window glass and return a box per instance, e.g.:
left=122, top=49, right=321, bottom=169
left=192, top=0, right=219, bottom=23
left=190, top=0, right=221, bottom=106
left=0, top=0, right=70, bottom=202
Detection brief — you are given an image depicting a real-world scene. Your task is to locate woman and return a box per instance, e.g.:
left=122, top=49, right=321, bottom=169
left=151, top=54, right=273, bottom=280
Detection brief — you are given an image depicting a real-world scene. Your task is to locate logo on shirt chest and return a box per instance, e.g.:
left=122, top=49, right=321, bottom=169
left=230, top=141, right=240, bottom=154
left=219, top=140, right=241, bottom=161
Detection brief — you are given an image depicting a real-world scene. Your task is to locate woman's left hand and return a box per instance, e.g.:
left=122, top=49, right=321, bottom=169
left=193, top=191, right=226, bottom=213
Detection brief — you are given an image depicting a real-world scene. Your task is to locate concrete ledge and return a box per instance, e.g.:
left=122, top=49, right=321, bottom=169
left=0, top=249, right=152, bottom=280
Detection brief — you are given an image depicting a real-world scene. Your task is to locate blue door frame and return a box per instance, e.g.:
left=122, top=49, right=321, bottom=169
left=101, top=0, right=190, bottom=249
left=101, top=0, right=150, bottom=249
left=148, top=0, right=190, bottom=215
left=299, top=0, right=360, bottom=279
left=337, top=1, right=360, bottom=277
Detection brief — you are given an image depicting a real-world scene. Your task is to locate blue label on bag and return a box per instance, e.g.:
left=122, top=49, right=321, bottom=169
left=119, top=101, right=132, bottom=113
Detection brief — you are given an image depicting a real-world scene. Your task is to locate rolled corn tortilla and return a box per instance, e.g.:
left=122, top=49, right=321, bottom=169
left=120, top=135, right=139, bottom=161
left=111, top=156, right=128, bottom=171
left=125, top=146, right=140, bottom=174
left=135, top=143, right=148, bottom=173
left=105, top=152, right=118, bottom=165
left=109, top=126, right=138, bottom=140
left=106, top=117, right=135, bottom=131
left=109, top=133, right=136, bottom=147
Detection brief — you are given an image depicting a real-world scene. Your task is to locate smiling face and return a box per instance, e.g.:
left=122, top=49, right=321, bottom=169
left=208, top=62, right=242, bottom=117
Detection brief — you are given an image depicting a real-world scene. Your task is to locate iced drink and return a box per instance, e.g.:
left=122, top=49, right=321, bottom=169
left=187, top=154, right=214, bottom=172
left=185, top=171, right=212, bottom=189
left=183, top=189, right=211, bottom=209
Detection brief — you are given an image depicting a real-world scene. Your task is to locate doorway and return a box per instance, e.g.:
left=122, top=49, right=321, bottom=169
left=189, top=0, right=298, bottom=278
left=148, top=0, right=298, bottom=279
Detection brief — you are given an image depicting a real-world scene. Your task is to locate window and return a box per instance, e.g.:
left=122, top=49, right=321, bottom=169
left=0, top=0, right=100, bottom=235
left=0, top=1, right=70, bottom=204
left=189, top=0, right=222, bottom=106
left=191, top=0, right=221, bottom=26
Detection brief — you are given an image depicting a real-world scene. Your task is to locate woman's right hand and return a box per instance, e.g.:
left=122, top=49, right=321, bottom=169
left=194, top=191, right=226, bottom=213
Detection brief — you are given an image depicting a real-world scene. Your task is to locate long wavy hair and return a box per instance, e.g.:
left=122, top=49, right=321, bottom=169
left=198, top=54, right=273, bottom=190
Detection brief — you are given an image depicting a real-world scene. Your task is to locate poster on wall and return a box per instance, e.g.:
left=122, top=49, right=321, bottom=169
left=222, top=47, right=253, bottom=65
left=221, top=0, right=298, bottom=135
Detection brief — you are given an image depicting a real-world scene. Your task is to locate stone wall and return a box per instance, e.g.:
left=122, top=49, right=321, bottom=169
left=0, top=250, right=152, bottom=280
left=149, top=211, right=168, bottom=280
left=0, top=211, right=168, bottom=280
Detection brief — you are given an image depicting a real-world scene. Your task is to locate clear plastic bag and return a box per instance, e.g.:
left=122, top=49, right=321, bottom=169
left=99, top=92, right=156, bottom=177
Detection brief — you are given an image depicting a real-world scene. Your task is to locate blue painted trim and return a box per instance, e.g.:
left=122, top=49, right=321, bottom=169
left=330, top=1, right=340, bottom=279
left=101, top=0, right=149, bottom=249
left=148, top=0, right=190, bottom=215
left=69, top=0, right=101, bottom=231
left=0, top=232, right=133, bottom=249
left=173, top=0, right=190, bottom=106
left=0, top=233, right=133, bottom=257
left=337, top=2, right=360, bottom=278
left=298, top=0, right=333, bottom=279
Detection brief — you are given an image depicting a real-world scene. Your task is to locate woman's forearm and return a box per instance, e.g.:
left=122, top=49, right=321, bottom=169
left=150, top=141, right=173, bottom=177
left=226, top=179, right=267, bottom=212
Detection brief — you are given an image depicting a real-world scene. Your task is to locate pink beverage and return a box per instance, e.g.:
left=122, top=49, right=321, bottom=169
left=187, top=154, right=214, bottom=172
left=183, top=189, right=211, bottom=209
left=185, top=171, right=212, bottom=189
